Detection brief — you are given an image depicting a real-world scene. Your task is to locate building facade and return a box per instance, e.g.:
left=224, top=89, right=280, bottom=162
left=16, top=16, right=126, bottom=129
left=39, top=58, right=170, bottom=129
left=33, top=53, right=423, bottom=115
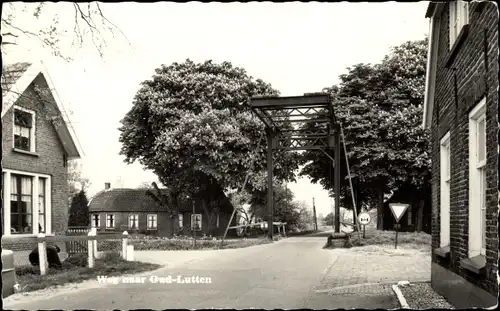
left=423, top=1, right=498, bottom=308
left=2, top=62, right=82, bottom=251
left=88, top=184, right=236, bottom=237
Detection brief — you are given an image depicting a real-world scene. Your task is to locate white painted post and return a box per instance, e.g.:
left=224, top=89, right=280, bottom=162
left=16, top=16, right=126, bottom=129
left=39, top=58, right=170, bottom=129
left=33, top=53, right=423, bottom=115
left=127, top=245, right=134, bottom=261
left=122, top=231, right=128, bottom=260
left=37, top=233, right=47, bottom=275
left=91, top=227, right=97, bottom=257
left=87, top=230, right=95, bottom=268
left=283, top=225, right=286, bottom=237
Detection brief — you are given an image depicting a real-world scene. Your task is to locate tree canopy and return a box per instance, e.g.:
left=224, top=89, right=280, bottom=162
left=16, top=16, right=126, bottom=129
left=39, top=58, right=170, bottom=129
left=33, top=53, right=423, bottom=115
left=299, top=38, right=430, bottom=216
left=119, top=59, right=300, bottom=198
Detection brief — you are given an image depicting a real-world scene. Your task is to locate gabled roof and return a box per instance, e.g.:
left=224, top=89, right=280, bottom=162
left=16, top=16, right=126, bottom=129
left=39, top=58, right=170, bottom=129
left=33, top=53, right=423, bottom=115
left=88, top=188, right=192, bottom=213
left=1, top=61, right=83, bottom=159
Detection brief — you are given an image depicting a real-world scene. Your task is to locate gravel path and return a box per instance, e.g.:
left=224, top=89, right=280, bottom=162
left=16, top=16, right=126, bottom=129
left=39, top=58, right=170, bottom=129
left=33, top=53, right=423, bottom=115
left=399, top=282, right=454, bottom=309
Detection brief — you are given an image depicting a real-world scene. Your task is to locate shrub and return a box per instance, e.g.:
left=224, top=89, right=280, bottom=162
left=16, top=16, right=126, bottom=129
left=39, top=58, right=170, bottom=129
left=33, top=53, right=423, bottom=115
left=15, top=265, right=39, bottom=276
left=64, top=253, right=88, bottom=267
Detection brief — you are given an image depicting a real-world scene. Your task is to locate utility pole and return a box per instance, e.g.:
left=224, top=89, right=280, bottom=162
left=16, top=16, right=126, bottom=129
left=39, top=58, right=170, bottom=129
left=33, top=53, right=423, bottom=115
left=312, top=197, right=318, bottom=231
left=192, top=199, right=196, bottom=248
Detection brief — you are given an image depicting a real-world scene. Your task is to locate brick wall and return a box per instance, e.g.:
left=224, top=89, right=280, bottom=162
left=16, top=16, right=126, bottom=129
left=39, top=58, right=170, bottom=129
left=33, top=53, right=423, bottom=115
left=431, top=2, right=498, bottom=296
left=2, top=77, right=69, bottom=236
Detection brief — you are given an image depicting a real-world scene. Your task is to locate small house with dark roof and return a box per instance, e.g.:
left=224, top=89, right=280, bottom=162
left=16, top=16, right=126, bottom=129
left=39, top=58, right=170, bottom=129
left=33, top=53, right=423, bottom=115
left=88, top=183, right=237, bottom=237
left=2, top=61, right=83, bottom=251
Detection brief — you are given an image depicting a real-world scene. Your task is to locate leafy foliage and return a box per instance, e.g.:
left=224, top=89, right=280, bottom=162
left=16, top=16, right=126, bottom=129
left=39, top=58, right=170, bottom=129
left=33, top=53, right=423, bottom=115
left=67, top=160, right=90, bottom=201
left=68, top=190, right=89, bottom=227
left=300, top=38, right=430, bottom=210
left=119, top=59, right=300, bottom=203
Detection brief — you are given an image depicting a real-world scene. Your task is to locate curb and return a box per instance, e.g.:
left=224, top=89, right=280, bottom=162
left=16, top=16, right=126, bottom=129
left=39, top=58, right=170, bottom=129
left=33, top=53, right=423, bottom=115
left=392, top=281, right=410, bottom=308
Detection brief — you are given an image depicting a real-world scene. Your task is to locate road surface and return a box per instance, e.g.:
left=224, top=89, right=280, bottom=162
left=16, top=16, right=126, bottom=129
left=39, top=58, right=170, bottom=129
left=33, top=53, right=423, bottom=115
left=4, top=235, right=400, bottom=309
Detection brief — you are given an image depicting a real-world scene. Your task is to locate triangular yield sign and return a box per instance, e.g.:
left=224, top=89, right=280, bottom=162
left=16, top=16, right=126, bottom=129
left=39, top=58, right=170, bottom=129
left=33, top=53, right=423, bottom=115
left=389, top=203, right=409, bottom=223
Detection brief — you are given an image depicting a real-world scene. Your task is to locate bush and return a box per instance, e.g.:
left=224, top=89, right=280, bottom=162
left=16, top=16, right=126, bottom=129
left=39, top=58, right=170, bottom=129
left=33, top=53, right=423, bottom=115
left=64, top=253, right=88, bottom=267
left=15, top=265, right=39, bottom=276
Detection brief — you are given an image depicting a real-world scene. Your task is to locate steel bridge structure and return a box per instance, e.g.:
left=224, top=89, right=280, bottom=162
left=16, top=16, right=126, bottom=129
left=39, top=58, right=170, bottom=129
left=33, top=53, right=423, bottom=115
left=248, top=93, right=342, bottom=238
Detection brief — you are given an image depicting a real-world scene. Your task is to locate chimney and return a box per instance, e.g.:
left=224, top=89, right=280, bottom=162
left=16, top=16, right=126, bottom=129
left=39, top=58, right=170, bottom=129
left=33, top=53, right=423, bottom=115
left=105, top=182, right=111, bottom=190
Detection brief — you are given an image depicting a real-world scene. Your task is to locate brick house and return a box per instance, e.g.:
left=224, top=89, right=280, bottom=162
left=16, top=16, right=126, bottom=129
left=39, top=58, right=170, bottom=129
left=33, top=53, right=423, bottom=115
left=88, top=183, right=237, bottom=237
left=422, top=1, right=498, bottom=308
left=1, top=62, right=83, bottom=250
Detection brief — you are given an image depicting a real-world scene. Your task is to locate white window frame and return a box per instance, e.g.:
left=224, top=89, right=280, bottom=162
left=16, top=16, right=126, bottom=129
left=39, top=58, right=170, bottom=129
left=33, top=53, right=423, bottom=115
left=147, top=214, right=158, bottom=230
left=12, top=106, right=36, bottom=153
left=449, top=0, right=470, bottom=49
left=91, top=214, right=100, bottom=228
left=106, top=213, right=115, bottom=229
left=468, top=97, right=487, bottom=257
left=178, top=213, right=183, bottom=228
left=128, top=214, right=139, bottom=229
left=2, top=169, right=51, bottom=236
left=440, top=131, right=451, bottom=248
left=191, top=213, right=202, bottom=231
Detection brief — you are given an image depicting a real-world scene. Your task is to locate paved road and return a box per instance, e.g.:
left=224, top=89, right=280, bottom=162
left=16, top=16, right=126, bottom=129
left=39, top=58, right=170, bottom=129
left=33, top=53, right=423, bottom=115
left=4, top=236, right=406, bottom=309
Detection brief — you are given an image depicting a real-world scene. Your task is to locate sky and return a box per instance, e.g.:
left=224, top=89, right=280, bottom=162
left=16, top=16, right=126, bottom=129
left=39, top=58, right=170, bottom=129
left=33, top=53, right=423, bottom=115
left=2, top=2, right=429, bottom=217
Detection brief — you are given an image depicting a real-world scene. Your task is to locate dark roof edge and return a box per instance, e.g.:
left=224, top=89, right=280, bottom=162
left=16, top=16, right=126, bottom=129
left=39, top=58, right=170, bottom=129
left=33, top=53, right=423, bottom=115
left=425, top=2, right=437, bottom=18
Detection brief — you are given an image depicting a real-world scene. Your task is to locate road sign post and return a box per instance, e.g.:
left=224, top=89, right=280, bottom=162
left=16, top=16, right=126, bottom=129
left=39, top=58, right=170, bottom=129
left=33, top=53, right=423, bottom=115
left=357, top=212, right=371, bottom=239
left=389, top=203, right=409, bottom=250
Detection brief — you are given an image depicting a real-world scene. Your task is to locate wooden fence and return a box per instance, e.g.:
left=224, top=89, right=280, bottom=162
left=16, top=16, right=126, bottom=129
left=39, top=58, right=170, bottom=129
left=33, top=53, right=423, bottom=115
left=66, top=227, right=91, bottom=255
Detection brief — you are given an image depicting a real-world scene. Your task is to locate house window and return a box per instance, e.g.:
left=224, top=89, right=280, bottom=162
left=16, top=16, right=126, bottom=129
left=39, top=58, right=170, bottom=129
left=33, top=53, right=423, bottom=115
left=2, top=170, right=51, bottom=235
left=91, top=214, right=100, bottom=228
left=10, top=174, right=33, bottom=234
left=147, top=214, right=157, bottom=230
left=440, top=131, right=451, bottom=248
left=13, top=107, right=35, bottom=152
left=449, top=0, right=469, bottom=49
left=38, top=178, right=46, bottom=233
left=106, top=214, right=115, bottom=228
left=129, top=214, right=139, bottom=229
left=191, top=214, right=202, bottom=231
left=178, top=213, right=183, bottom=228
left=468, top=97, right=487, bottom=257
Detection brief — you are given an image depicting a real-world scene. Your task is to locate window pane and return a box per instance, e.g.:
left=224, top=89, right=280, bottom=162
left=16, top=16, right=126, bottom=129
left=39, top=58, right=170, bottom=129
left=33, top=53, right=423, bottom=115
left=14, top=110, right=33, bottom=128
left=39, top=214, right=45, bottom=233
left=477, top=118, right=486, bottom=162
left=10, top=214, right=21, bottom=233
left=11, top=175, right=18, bottom=196
left=21, top=177, right=32, bottom=195
left=11, top=214, right=33, bottom=234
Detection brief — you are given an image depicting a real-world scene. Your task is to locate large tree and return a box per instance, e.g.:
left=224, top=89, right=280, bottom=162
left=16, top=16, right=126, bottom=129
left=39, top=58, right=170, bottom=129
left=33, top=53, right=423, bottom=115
left=300, top=38, right=430, bottom=230
left=118, top=59, right=300, bottom=236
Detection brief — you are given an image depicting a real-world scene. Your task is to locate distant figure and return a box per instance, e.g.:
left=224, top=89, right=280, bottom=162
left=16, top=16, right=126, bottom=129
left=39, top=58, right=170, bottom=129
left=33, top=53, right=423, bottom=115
left=29, top=245, right=63, bottom=269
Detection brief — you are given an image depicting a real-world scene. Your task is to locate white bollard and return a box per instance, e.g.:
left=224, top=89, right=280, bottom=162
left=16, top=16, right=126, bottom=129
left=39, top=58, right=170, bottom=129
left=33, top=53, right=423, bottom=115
left=87, top=231, right=95, bottom=268
left=91, top=227, right=98, bottom=258
left=127, top=245, right=134, bottom=261
left=37, top=233, right=48, bottom=275
left=122, top=231, right=128, bottom=260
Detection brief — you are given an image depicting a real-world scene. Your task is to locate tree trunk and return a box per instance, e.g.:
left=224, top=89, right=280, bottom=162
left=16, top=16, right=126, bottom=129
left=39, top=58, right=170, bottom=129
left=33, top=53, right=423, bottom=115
left=201, top=198, right=212, bottom=237
left=377, top=187, right=384, bottom=230
left=415, top=176, right=427, bottom=232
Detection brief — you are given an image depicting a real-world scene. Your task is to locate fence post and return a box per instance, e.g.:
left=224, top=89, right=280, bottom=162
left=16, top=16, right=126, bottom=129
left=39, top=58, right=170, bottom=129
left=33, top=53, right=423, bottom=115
left=122, top=231, right=128, bottom=260
left=91, top=227, right=98, bottom=257
left=37, top=233, right=48, bottom=276
left=87, top=230, right=95, bottom=268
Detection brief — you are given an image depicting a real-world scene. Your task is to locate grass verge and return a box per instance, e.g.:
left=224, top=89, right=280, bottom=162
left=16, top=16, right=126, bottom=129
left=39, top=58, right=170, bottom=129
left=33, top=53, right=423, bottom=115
left=129, top=235, right=275, bottom=251
left=326, top=230, right=431, bottom=252
left=15, top=251, right=161, bottom=293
